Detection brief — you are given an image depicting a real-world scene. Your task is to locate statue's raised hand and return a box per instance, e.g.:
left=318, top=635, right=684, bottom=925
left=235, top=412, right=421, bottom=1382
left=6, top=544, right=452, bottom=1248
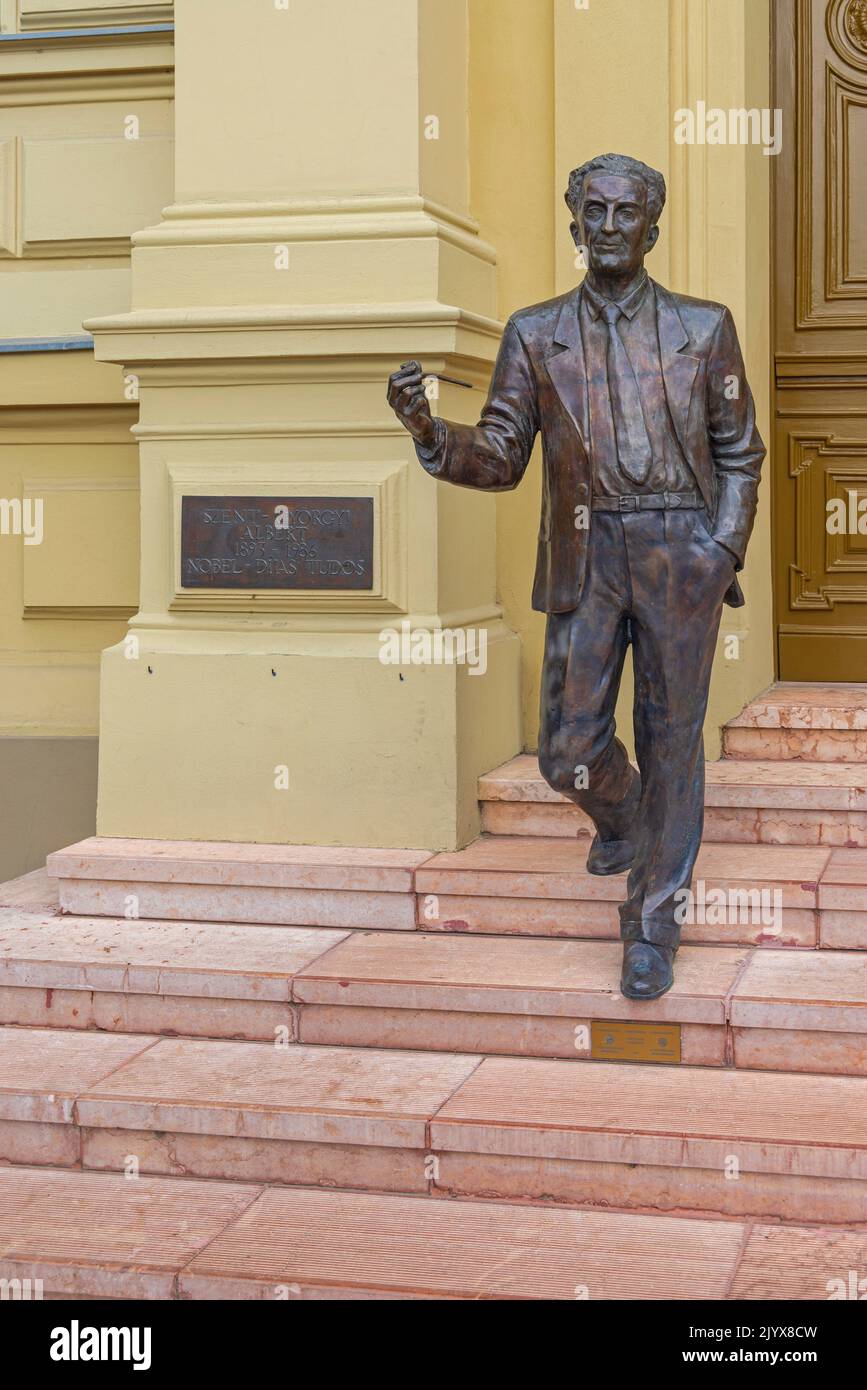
left=387, top=360, right=438, bottom=448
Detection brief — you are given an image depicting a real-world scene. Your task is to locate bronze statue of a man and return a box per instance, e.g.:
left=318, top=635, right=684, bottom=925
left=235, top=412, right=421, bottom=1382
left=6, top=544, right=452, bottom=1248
left=387, top=153, right=765, bottom=1000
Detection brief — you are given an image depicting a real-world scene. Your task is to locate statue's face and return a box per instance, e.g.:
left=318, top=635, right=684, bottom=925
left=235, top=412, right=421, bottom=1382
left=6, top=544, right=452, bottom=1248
left=572, top=172, right=659, bottom=277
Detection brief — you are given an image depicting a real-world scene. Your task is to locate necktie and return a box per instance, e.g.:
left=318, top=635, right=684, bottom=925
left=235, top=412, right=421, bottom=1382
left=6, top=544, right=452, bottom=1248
left=601, top=301, right=653, bottom=486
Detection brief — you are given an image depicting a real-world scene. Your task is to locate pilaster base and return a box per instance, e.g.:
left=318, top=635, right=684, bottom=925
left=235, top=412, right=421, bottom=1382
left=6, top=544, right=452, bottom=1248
left=96, top=625, right=521, bottom=850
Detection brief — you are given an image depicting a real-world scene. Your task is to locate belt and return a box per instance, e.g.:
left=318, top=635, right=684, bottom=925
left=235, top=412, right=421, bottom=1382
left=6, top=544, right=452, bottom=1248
left=591, top=489, right=703, bottom=513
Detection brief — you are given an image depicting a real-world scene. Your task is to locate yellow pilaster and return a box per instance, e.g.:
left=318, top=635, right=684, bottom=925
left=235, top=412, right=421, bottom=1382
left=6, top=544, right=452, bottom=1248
left=87, top=0, right=521, bottom=850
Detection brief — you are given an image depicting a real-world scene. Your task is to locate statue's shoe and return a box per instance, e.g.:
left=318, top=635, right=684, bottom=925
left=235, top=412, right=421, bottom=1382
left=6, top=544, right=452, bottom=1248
left=586, top=835, right=635, bottom=876
left=620, top=941, right=676, bottom=1000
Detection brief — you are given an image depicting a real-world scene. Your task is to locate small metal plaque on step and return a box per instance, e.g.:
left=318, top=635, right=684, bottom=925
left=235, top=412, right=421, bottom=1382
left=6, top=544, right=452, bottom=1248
left=591, top=1020, right=681, bottom=1063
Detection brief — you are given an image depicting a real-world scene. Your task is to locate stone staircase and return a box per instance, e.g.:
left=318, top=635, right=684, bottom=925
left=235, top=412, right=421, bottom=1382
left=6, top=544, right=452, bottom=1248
left=481, top=682, right=867, bottom=847
left=1, top=682, right=866, bottom=1300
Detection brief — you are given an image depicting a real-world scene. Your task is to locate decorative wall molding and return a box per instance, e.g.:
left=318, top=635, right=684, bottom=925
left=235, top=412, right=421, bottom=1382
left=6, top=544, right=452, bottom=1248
left=827, top=0, right=867, bottom=70
left=20, top=474, right=140, bottom=619
left=826, top=66, right=867, bottom=298
left=131, top=196, right=494, bottom=264
left=667, top=0, right=709, bottom=298
left=0, top=25, right=173, bottom=107
left=84, top=303, right=504, bottom=371
left=826, top=465, right=867, bottom=576
left=0, top=136, right=18, bottom=255
left=0, top=403, right=135, bottom=441
left=795, top=0, right=867, bottom=327
left=776, top=352, right=867, bottom=383
left=133, top=422, right=408, bottom=442
left=787, top=431, right=867, bottom=609
left=24, top=605, right=136, bottom=619
left=130, top=357, right=489, bottom=391
left=0, top=131, right=172, bottom=262
left=18, top=133, right=173, bottom=258
left=0, top=68, right=173, bottom=108
left=159, top=194, right=481, bottom=235
left=19, top=2, right=172, bottom=32
left=20, top=237, right=131, bottom=259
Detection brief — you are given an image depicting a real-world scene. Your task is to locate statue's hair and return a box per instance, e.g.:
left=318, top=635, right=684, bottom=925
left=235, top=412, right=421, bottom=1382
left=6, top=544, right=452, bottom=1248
left=565, top=153, right=666, bottom=226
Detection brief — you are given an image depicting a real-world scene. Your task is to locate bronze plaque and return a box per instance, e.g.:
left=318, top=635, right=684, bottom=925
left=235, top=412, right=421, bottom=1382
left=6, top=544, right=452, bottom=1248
left=180, top=496, right=374, bottom=591
left=591, top=1020, right=681, bottom=1064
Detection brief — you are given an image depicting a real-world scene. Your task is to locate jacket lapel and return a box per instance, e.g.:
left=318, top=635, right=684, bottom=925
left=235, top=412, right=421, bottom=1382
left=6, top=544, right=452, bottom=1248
left=546, top=287, right=588, bottom=450
left=654, top=280, right=701, bottom=459
left=545, top=279, right=702, bottom=469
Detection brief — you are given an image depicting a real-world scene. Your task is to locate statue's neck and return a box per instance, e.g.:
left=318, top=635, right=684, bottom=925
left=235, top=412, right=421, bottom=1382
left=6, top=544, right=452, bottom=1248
left=585, top=267, right=647, bottom=303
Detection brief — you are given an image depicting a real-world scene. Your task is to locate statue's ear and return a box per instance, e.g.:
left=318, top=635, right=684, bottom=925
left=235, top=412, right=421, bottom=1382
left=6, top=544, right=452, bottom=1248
left=646, top=224, right=660, bottom=252
left=569, top=220, right=582, bottom=248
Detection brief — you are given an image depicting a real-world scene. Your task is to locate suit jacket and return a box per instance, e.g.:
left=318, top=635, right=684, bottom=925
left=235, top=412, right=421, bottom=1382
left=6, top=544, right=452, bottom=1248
left=416, top=278, right=766, bottom=611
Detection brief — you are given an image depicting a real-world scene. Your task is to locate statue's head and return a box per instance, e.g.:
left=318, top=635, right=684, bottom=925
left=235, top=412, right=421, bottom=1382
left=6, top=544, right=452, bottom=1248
left=565, top=153, right=665, bottom=279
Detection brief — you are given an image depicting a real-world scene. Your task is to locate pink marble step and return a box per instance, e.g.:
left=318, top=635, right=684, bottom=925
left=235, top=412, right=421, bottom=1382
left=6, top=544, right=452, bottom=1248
left=0, top=1166, right=261, bottom=1300
left=74, top=1033, right=479, bottom=1144
left=480, top=755, right=867, bottom=846
left=430, top=1056, right=867, bottom=1222
left=0, top=1025, right=481, bottom=1192
left=0, top=913, right=350, bottom=1040
left=723, top=683, right=867, bottom=763
left=6, top=1023, right=867, bottom=1222
left=0, top=869, right=59, bottom=913
left=730, top=949, right=867, bottom=1075
left=47, top=837, right=433, bottom=928
left=32, top=829, right=867, bottom=958
left=297, top=930, right=867, bottom=1076
left=729, top=683, right=867, bottom=730
left=416, top=835, right=828, bottom=946
left=817, top=849, right=867, bottom=949
left=42, top=832, right=852, bottom=947
left=182, top=1185, right=743, bottom=1301
left=816, top=906, right=867, bottom=950
left=723, top=726, right=867, bottom=763
left=2, top=915, right=865, bottom=1073
left=11, top=1166, right=857, bottom=1301
left=296, top=931, right=746, bottom=1065
left=818, top=849, right=867, bottom=911
left=730, top=1225, right=867, bottom=1300
left=0, top=1028, right=159, bottom=1168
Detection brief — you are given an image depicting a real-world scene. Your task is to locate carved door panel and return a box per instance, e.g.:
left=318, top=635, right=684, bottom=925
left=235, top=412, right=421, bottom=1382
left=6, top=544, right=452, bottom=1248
left=773, top=0, right=867, bottom=678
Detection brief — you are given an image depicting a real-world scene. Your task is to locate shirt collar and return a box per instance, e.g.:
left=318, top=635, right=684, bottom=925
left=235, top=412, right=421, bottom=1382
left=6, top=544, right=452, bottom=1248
left=583, top=271, right=650, bottom=322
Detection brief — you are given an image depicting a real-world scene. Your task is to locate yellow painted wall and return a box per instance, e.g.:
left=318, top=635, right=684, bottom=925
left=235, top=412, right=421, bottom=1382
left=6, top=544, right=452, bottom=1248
left=469, top=0, right=556, bottom=767
left=0, top=358, right=138, bottom=738
left=0, top=7, right=174, bottom=746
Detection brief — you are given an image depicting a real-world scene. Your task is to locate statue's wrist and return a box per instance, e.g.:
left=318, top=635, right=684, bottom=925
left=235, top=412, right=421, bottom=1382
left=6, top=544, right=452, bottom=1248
left=414, top=418, right=439, bottom=450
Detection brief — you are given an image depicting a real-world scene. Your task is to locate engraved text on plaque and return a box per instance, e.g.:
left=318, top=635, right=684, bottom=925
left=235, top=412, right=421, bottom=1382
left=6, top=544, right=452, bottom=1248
left=181, top=495, right=374, bottom=591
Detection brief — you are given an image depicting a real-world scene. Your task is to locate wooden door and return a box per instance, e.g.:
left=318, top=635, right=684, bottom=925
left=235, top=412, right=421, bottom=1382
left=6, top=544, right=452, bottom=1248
left=773, top=0, right=867, bottom=679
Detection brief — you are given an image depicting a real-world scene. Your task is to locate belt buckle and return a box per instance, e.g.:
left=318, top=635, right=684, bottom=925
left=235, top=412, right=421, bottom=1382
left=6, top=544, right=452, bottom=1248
left=619, top=494, right=638, bottom=512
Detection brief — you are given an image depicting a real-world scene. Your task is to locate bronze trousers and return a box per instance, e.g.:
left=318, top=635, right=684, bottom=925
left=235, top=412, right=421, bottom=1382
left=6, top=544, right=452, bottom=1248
left=538, top=506, right=736, bottom=948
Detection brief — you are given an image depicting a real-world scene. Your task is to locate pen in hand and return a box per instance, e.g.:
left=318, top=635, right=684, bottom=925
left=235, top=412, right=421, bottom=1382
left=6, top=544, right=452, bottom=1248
left=421, top=370, right=473, bottom=389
